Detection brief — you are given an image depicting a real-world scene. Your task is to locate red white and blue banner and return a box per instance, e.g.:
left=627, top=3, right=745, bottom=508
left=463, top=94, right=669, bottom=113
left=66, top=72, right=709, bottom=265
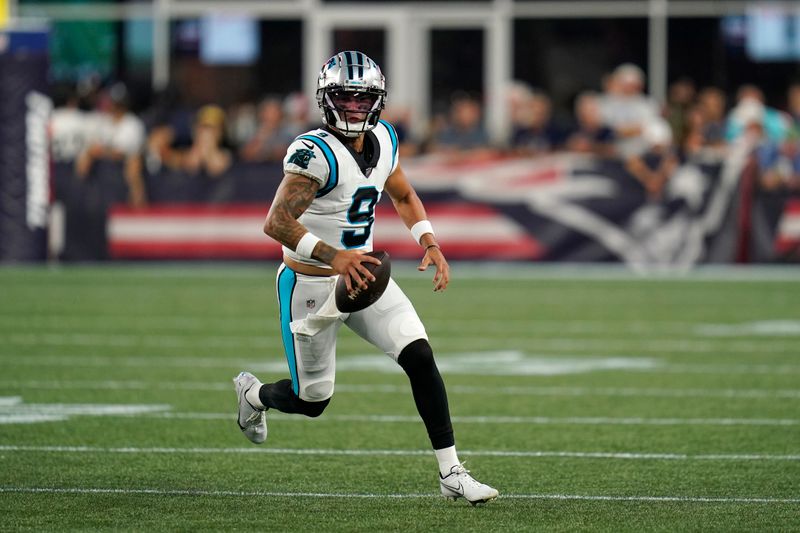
left=45, top=145, right=799, bottom=266
left=108, top=203, right=541, bottom=260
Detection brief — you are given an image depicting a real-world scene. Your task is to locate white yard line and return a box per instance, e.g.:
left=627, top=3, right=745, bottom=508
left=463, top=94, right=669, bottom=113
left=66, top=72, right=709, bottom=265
left=0, top=355, right=252, bottom=369
left=1, top=333, right=798, bottom=353
left=147, top=412, right=800, bottom=427
left=4, top=262, right=799, bottom=281
left=0, top=486, right=798, bottom=504
left=0, top=315, right=695, bottom=333
left=2, top=353, right=800, bottom=376
left=3, top=313, right=800, bottom=338
left=2, top=380, right=799, bottom=399
left=1, top=445, right=798, bottom=461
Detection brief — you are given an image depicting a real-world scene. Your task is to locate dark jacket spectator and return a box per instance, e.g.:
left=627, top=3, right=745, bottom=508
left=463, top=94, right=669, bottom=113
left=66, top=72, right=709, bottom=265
left=565, top=91, right=615, bottom=156
left=511, top=90, right=565, bottom=155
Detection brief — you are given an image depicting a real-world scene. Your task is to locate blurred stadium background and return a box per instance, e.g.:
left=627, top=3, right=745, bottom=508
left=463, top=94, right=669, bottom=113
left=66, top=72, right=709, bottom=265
left=1, top=0, right=799, bottom=266
left=2, top=2, right=800, bottom=530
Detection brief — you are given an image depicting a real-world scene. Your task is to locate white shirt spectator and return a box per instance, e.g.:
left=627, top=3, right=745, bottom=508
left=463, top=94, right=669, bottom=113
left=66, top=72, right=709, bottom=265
left=599, top=63, right=662, bottom=157
left=88, top=112, right=145, bottom=156
left=600, top=94, right=661, bottom=157
left=50, top=107, right=89, bottom=162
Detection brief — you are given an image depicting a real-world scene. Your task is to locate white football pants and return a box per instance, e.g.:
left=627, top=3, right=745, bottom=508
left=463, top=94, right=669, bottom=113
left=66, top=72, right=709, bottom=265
left=276, top=263, right=428, bottom=402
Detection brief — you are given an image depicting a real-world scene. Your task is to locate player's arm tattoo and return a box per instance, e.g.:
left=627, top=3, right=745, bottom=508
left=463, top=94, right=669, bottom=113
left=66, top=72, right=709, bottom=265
left=264, top=174, right=341, bottom=266
left=265, top=174, right=320, bottom=248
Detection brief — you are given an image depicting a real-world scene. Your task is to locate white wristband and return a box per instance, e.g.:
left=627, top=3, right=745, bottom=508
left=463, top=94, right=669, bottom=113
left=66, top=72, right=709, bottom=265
left=295, top=232, right=321, bottom=259
left=410, top=220, right=434, bottom=245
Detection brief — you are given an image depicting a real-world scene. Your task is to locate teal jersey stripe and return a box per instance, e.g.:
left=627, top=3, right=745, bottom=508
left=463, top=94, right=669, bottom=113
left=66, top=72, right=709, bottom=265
left=298, top=135, right=339, bottom=197
left=379, top=120, right=398, bottom=170
left=277, top=265, right=299, bottom=394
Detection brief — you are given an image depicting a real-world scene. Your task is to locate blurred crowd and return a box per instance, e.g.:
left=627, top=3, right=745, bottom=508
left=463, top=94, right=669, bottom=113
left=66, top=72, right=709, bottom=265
left=49, top=63, right=800, bottom=207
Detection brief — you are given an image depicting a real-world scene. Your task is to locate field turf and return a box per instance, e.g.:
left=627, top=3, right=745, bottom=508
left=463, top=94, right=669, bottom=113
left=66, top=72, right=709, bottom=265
left=0, top=264, right=798, bottom=531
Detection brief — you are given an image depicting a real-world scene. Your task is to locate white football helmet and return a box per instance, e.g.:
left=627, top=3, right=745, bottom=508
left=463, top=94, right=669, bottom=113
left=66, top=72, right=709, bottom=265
left=316, top=51, right=386, bottom=138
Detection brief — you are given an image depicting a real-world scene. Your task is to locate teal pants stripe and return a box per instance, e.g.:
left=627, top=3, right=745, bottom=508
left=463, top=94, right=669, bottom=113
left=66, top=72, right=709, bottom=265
left=277, top=265, right=299, bottom=394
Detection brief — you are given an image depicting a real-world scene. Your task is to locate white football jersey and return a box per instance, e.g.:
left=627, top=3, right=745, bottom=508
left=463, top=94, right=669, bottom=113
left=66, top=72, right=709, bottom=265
left=281, top=120, right=400, bottom=268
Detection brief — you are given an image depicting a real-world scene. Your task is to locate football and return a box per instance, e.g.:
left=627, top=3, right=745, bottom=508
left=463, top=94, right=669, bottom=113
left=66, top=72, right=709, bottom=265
left=335, top=250, right=391, bottom=313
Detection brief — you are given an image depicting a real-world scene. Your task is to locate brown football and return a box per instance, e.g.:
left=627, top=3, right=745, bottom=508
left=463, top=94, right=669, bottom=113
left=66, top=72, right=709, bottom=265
left=335, top=251, right=391, bottom=313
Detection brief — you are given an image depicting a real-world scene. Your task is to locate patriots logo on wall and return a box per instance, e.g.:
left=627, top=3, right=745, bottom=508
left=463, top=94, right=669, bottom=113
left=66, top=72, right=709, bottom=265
left=403, top=146, right=750, bottom=271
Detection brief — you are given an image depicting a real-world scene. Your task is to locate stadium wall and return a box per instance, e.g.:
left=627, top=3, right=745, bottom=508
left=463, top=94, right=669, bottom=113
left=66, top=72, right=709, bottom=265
left=49, top=150, right=800, bottom=268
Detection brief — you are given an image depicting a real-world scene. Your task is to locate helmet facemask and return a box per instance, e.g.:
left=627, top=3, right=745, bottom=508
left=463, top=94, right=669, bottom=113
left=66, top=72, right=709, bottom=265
left=316, top=51, right=387, bottom=138
left=320, top=87, right=385, bottom=138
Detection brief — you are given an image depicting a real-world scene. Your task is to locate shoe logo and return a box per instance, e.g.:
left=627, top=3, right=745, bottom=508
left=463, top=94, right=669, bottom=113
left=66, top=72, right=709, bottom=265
left=301, top=140, right=315, bottom=150
left=442, top=479, right=464, bottom=496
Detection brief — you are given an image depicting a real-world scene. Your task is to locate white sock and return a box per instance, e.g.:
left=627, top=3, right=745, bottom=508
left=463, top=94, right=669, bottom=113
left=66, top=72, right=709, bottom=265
left=435, top=445, right=460, bottom=477
left=245, top=384, right=265, bottom=410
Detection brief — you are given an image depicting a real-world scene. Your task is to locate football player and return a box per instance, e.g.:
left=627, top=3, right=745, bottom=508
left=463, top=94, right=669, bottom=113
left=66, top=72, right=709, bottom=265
left=234, top=51, right=498, bottom=505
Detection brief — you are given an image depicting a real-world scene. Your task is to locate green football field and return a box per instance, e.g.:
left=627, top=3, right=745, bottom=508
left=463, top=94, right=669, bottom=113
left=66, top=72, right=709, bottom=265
left=0, top=264, right=799, bottom=531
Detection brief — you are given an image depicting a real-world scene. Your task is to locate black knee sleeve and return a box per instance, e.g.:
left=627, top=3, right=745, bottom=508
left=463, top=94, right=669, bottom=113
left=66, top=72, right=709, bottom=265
left=259, top=379, right=331, bottom=418
left=398, top=339, right=455, bottom=450
left=398, top=338, right=435, bottom=375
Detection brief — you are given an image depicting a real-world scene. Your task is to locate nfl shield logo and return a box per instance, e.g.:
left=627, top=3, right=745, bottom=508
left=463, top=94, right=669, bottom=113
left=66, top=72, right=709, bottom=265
left=306, top=299, right=316, bottom=310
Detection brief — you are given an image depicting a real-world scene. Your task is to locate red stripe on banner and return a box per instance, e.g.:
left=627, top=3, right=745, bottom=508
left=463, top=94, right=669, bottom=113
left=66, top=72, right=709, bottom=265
left=774, top=199, right=800, bottom=254
left=375, top=240, right=543, bottom=260
left=376, top=204, right=498, bottom=217
left=775, top=238, right=797, bottom=254
left=109, top=241, right=282, bottom=259
left=510, top=167, right=563, bottom=186
left=111, top=203, right=501, bottom=219
left=108, top=203, right=546, bottom=260
left=110, top=204, right=268, bottom=218
left=784, top=199, right=800, bottom=215
left=110, top=239, right=543, bottom=260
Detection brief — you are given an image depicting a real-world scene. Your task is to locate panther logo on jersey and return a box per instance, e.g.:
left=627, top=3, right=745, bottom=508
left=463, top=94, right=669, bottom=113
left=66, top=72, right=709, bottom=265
left=288, top=148, right=316, bottom=169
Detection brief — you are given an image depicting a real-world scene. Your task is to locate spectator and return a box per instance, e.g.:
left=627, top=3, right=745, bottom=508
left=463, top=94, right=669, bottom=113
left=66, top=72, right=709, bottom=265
left=381, top=106, right=418, bottom=156
left=725, top=84, right=790, bottom=144
left=145, top=124, right=176, bottom=175
left=429, top=93, right=492, bottom=159
left=625, top=117, right=679, bottom=201
left=239, top=96, right=294, bottom=162
left=50, top=84, right=88, bottom=163
left=142, top=87, right=196, bottom=174
left=787, top=83, right=800, bottom=137
left=226, top=100, right=259, bottom=150
left=681, top=103, right=709, bottom=158
left=175, top=105, right=233, bottom=177
left=599, top=63, right=661, bottom=158
left=757, top=135, right=800, bottom=192
left=283, top=91, right=315, bottom=138
left=141, top=84, right=195, bottom=148
left=506, top=80, right=534, bottom=138
left=697, top=87, right=727, bottom=147
left=510, top=89, right=565, bottom=155
left=664, top=77, right=696, bottom=149
left=565, top=91, right=616, bottom=156
left=755, top=84, right=800, bottom=191
left=75, top=83, right=147, bottom=207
